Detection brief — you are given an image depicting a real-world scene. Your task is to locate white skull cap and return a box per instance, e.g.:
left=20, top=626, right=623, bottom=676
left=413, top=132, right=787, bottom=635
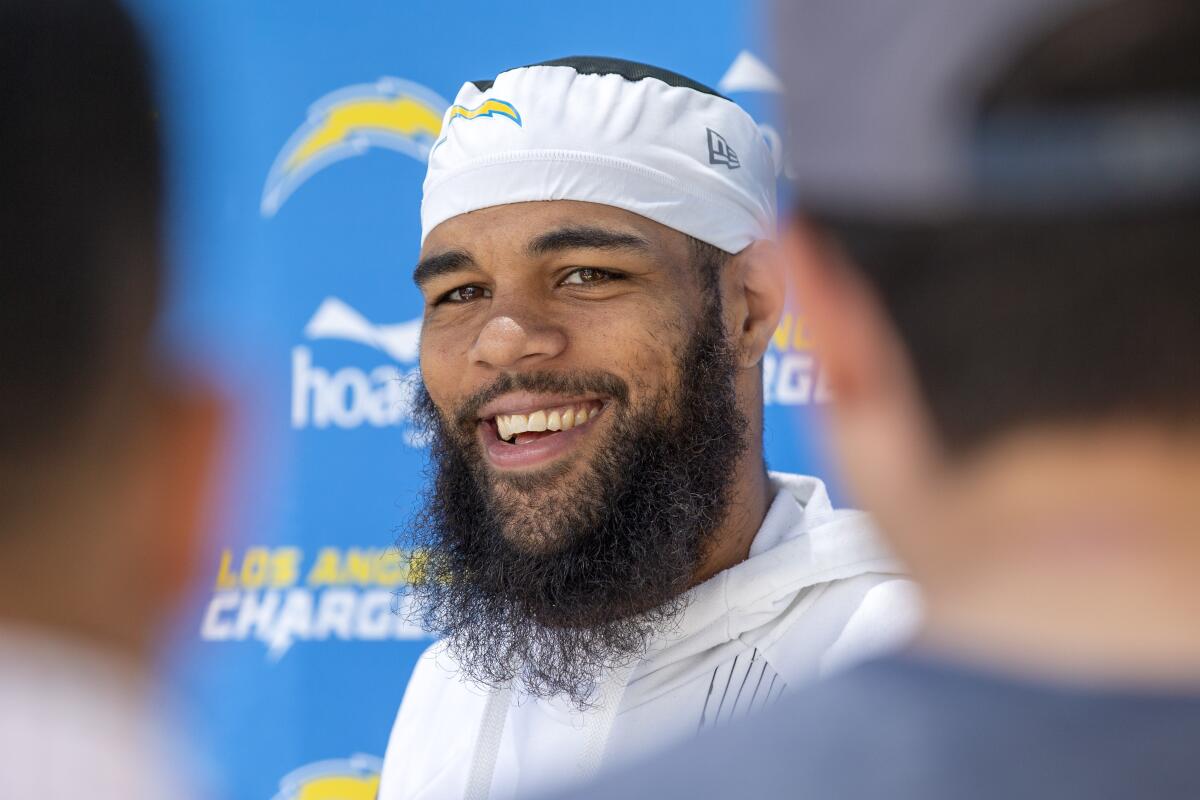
left=421, top=56, right=777, bottom=253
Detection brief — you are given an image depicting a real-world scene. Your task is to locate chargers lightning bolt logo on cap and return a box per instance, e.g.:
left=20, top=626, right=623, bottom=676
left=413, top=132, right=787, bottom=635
left=429, top=98, right=523, bottom=155
left=446, top=98, right=523, bottom=127
left=261, top=77, right=449, bottom=217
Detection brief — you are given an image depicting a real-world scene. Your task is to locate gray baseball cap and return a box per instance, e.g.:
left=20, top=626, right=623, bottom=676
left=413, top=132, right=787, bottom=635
left=772, top=0, right=1200, bottom=220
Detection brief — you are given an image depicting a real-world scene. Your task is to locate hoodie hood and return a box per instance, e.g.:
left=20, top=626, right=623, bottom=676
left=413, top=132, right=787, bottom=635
left=616, top=472, right=902, bottom=707
left=526, top=472, right=902, bottom=721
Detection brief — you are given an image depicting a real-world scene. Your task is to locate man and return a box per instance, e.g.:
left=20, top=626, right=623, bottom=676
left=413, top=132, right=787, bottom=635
left=570, top=0, right=1200, bottom=797
left=0, top=1, right=221, bottom=797
left=377, top=57, right=917, bottom=799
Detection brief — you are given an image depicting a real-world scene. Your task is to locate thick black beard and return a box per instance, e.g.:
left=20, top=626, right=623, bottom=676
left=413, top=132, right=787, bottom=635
left=405, top=300, right=747, bottom=705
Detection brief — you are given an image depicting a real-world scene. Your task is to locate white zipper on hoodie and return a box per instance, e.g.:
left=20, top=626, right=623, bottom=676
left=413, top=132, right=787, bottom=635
left=379, top=473, right=920, bottom=800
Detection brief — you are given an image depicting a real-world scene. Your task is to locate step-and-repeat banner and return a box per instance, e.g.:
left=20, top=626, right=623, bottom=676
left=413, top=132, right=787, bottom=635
left=126, top=2, right=837, bottom=797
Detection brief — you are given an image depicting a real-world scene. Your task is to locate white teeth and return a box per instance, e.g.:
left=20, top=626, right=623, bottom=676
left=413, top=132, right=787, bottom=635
left=494, top=403, right=602, bottom=441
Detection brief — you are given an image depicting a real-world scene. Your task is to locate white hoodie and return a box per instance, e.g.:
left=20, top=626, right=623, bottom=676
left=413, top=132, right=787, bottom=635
left=378, top=473, right=920, bottom=800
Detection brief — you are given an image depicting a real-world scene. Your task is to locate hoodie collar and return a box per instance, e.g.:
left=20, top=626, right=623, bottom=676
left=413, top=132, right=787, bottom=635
left=638, top=472, right=900, bottom=667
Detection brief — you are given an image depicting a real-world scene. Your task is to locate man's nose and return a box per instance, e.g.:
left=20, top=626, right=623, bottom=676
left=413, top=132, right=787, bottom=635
left=469, top=308, right=568, bottom=370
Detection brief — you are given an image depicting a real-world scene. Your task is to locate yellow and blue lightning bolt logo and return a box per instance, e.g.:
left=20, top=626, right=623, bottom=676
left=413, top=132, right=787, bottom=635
left=430, top=98, right=523, bottom=155
left=261, top=77, right=449, bottom=217
left=446, top=98, right=522, bottom=127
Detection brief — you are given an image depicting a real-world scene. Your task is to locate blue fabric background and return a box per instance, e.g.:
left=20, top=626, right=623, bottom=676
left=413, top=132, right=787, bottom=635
left=121, top=2, right=839, bottom=797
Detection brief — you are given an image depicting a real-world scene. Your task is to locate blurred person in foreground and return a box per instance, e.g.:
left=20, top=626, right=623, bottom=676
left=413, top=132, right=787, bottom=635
left=378, top=56, right=919, bottom=800
left=568, top=0, right=1200, bottom=797
left=0, top=1, right=221, bottom=797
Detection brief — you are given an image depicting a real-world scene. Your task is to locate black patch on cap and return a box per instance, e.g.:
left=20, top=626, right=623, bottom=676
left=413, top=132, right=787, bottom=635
left=470, top=55, right=727, bottom=100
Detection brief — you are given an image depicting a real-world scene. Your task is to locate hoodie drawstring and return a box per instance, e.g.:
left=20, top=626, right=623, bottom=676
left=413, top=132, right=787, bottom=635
left=464, top=683, right=511, bottom=800
left=575, top=661, right=635, bottom=783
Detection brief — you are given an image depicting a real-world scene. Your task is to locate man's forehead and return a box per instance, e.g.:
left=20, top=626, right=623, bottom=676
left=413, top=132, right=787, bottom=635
left=420, top=200, right=688, bottom=258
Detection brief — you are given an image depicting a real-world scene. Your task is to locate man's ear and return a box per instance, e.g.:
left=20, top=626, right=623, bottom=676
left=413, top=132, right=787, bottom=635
left=782, top=219, right=895, bottom=411
left=727, top=239, right=786, bottom=369
left=132, top=379, right=227, bottom=620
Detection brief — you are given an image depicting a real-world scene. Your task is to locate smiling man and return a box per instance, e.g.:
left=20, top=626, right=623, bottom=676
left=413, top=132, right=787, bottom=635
left=377, top=57, right=918, bottom=800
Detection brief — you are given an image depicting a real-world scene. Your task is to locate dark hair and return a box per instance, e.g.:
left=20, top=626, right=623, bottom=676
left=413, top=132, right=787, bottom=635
left=0, top=0, right=162, bottom=461
left=687, top=236, right=732, bottom=297
left=825, top=0, right=1200, bottom=454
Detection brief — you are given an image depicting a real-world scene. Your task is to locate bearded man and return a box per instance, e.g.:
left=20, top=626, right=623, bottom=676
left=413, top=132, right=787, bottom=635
left=377, top=56, right=918, bottom=800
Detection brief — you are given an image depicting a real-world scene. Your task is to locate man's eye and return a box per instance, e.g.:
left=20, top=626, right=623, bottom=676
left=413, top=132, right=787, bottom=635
left=561, top=268, right=619, bottom=286
left=439, top=285, right=491, bottom=304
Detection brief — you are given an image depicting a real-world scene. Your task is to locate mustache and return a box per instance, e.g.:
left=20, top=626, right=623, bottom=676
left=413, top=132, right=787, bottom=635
left=452, top=370, right=631, bottom=428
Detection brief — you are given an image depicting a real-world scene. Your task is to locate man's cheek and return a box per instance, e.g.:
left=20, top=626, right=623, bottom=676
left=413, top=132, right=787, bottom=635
left=626, top=341, right=683, bottom=398
left=419, top=340, right=451, bottom=390
left=595, top=319, right=682, bottom=381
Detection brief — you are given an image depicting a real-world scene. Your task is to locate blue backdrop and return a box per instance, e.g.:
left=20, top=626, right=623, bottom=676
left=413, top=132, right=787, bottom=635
left=123, top=2, right=838, bottom=797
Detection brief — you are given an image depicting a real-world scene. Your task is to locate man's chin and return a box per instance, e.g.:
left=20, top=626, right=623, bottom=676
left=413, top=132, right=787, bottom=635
left=487, top=523, right=570, bottom=555
left=484, top=477, right=594, bottom=554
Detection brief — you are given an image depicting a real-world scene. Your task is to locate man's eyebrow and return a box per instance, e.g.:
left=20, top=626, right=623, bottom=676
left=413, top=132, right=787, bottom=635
left=412, top=249, right=475, bottom=287
left=527, top=225, right=653, bottom=256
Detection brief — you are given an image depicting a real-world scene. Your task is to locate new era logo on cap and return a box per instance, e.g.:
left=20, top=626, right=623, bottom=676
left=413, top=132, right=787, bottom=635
left=707, top=128, right=740, bottom=169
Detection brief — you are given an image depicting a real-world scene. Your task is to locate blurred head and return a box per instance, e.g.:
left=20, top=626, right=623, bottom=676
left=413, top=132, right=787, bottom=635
left=406, top=58, right=783, bottom=701
left=782, top=0, right=1200, bottom=586
left=0, top=0, right=222, bottom=660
